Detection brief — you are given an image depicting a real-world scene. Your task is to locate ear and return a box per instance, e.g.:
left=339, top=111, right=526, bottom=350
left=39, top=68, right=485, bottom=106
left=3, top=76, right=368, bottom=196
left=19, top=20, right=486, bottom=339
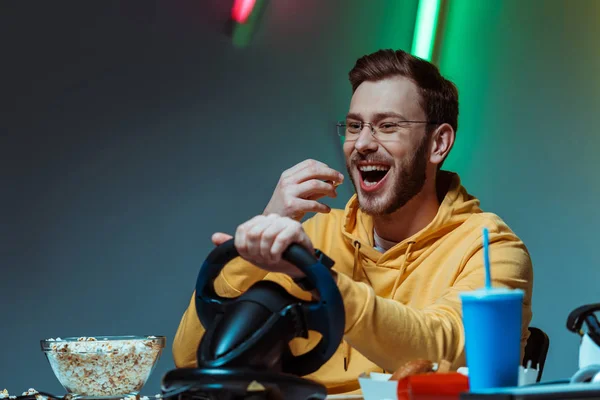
left=429, top=123, right=455, bottom=166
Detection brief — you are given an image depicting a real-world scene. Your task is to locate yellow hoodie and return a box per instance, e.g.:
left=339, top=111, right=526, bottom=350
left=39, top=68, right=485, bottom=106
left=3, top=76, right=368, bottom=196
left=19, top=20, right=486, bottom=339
left=172, top=171, right=533, bottom=394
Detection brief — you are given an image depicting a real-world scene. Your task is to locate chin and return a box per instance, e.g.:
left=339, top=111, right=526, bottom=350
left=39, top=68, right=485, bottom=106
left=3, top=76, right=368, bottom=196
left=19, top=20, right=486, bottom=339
left=356, top=191, right=393, bottom=216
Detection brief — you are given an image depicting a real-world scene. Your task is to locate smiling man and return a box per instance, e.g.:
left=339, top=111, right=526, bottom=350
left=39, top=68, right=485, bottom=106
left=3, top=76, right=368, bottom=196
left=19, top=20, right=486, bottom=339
left=172, top=49, right=533, bottom=394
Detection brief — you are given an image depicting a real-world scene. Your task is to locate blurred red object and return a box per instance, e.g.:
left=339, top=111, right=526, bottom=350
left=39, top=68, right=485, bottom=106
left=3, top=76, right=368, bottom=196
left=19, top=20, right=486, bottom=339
left=397, top=372, right=470, bottom=400
left=231, top=0, right=256, bottom=23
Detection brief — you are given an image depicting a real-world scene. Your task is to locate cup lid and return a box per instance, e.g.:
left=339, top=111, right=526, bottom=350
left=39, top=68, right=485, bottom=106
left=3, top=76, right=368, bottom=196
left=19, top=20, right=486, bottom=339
left=459, top=287, right=524, bottom=301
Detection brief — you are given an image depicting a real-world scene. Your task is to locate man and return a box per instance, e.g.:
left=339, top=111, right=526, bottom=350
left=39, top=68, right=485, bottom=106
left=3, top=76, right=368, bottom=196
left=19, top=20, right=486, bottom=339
left=172, top=49, right=533, bottom=394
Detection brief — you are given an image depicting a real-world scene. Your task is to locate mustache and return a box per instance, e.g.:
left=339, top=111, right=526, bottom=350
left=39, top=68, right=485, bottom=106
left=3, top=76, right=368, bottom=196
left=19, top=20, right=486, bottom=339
left=348, top=153, right=393, bottom=165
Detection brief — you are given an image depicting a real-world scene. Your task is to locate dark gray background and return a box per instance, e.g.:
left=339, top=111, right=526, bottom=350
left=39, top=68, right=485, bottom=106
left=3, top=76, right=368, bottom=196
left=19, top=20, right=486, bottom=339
left=2, top=0, right=599, bottom=395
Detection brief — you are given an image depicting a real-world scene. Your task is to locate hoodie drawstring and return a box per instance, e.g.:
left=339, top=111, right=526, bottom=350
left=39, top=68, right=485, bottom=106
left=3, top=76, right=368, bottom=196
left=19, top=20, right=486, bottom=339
left=352, top=240, right=361, bottom=281
left=390, top=241, right=416, bottom=299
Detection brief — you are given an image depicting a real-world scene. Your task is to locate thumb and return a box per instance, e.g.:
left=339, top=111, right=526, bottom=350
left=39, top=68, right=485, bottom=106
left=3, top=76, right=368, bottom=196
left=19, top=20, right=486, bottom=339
left=212, top=232, right=233, bottom=246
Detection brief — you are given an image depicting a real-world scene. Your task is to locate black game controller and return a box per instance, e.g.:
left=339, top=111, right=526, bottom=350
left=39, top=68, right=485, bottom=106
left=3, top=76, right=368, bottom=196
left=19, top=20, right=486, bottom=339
left=162, top=239, right=345, bottom=400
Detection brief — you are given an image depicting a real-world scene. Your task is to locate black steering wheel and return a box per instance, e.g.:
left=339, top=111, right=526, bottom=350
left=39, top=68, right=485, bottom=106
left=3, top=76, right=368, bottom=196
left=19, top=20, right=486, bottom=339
left=194, top=238, right=345, bottom=377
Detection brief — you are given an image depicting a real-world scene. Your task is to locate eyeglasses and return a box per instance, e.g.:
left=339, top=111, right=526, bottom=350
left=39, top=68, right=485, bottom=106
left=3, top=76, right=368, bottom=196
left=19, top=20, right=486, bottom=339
left=336, top=120, right=439, bottom=141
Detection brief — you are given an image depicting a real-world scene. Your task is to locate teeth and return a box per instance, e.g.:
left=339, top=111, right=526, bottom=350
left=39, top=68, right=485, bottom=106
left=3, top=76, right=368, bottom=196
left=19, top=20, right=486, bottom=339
left=364, top=180, right=378, bottom=187
left=358, top=165, right=390, bottom=172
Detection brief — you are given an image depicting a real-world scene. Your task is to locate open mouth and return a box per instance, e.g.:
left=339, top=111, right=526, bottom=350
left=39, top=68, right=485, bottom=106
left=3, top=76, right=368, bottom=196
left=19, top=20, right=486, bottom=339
left=358, top=164, right=390, bottom=190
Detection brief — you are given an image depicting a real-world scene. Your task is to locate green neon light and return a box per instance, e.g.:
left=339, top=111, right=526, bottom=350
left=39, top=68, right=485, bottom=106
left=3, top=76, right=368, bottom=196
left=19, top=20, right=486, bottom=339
left=411, top=0, right=442, bottom=61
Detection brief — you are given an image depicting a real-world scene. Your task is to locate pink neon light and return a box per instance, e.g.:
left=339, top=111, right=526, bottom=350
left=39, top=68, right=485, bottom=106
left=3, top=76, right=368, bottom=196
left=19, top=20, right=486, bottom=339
left=231, top=0, right=256, bottom=24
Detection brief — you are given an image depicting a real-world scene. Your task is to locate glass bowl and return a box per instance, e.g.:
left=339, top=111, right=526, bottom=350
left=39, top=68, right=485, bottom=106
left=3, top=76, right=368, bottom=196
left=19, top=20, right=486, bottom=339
left=40, top=335, right=166, bottom=399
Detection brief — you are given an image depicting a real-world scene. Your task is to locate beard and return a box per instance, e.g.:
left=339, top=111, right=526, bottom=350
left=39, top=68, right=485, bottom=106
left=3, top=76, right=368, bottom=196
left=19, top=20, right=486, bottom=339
left=346, top=136, right=429, bottom=216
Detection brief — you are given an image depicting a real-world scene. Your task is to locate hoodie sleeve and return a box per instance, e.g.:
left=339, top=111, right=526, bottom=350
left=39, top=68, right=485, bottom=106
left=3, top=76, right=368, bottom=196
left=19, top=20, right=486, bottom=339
left=337, top=233, right=534, bottom=372
left=171, top=218, right=320, bottom=368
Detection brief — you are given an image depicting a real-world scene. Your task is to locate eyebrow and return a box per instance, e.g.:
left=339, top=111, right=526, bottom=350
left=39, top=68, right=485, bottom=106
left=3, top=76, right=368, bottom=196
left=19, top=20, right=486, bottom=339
left=346, top=111, right=408, bottom=122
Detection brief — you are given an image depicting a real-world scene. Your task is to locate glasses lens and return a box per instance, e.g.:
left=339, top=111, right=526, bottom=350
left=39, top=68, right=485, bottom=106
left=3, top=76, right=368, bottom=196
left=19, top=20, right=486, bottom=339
left=347, top=122, right=362, bottom=134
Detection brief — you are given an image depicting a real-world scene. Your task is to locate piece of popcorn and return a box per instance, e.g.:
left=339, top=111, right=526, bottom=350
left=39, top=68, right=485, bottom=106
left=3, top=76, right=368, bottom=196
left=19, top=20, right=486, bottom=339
left=22, top=389, right=38, bottom=396
left=1, top=389, right=9, bottom=399
left=76, top=337, right=96, bottom=342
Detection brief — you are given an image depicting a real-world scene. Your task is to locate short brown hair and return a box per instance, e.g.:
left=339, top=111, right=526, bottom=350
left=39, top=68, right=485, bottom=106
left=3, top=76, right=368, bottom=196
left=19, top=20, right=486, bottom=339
left=349, top=49, right=459, bottom=138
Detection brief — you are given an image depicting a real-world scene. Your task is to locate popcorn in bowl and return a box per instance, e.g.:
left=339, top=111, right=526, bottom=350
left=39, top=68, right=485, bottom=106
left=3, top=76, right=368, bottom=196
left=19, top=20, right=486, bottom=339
left=0, top=389, right=16, bottom=399
left=40, top=336, right=166, bottom=399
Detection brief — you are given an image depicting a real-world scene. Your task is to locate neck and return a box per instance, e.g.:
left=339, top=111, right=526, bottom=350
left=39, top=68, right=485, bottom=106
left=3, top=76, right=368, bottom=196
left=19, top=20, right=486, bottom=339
left=372, top=175, right=441, bottom=243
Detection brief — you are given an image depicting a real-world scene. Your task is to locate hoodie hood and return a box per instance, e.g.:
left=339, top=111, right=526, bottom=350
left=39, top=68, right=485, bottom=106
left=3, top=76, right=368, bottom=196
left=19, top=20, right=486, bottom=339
left=341, top=170, right=482, bottom=260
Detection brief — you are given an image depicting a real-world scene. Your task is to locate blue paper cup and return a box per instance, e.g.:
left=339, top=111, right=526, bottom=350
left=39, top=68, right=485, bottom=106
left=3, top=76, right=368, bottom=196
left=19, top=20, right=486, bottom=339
left=460, top=288, right=524, bottom=391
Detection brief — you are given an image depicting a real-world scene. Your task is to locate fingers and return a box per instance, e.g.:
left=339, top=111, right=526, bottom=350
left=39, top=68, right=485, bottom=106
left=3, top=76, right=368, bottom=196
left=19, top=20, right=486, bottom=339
left=265, top=159, right=344, bottom=220
left=247, top=214, right=283, bottom=263
left=234, top=215, right=261, bottom=259
left=233, top=214, right=313, bottom=275
left=287, top=165, right=344, bottom=186
left=276, top=192, right=333, bottom=219
left=270, top=220, right=314, bottom=257
left=295, top=198, right=332, bottom=214
left=235, top=214, right=276, bottom=262
left=259, top=217, right=290, bottom=264
left=293, top=179, right=338, bottom=200
left=281, top=159, right=331, bottom=178
left=212, top=232, right=233, bottom=246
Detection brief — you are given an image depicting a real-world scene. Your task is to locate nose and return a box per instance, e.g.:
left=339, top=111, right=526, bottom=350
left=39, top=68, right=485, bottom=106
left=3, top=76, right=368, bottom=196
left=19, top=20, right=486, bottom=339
left=353, top=123, right=378, bottom=154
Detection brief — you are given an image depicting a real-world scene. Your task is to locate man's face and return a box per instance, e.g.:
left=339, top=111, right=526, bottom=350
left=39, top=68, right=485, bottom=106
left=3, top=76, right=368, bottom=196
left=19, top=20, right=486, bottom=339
left=343, top=76, right=430, bottom=216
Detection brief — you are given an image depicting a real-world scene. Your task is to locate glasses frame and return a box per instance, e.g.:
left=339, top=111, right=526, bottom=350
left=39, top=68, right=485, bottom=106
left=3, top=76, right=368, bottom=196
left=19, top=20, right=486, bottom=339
left=335, top=120, right=440, bottom=141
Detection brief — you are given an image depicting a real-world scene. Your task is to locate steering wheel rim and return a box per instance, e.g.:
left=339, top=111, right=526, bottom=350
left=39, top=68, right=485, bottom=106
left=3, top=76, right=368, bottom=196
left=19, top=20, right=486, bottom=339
left=195, top=238, right=345, bottom=376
